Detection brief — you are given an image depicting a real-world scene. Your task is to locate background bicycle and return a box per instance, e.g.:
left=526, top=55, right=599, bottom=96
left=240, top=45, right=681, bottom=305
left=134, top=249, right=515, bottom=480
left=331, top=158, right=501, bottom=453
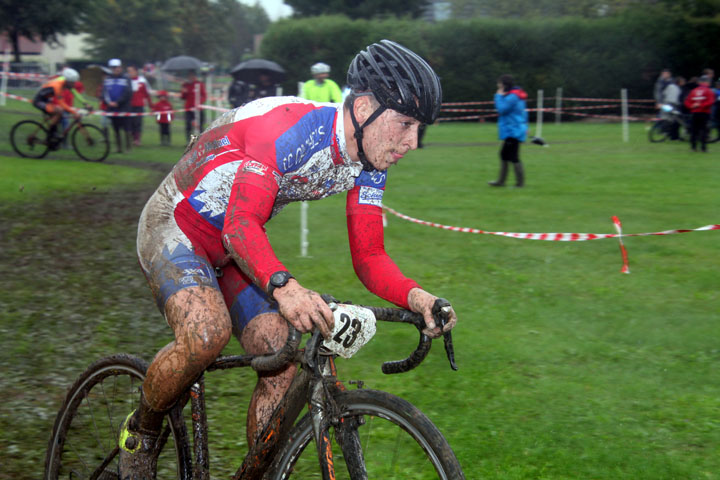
left=44, top=297, right=464, bottom=480
left=10, top=110, right=109, bottom=162
left=648, top=104, right=720, bottom=143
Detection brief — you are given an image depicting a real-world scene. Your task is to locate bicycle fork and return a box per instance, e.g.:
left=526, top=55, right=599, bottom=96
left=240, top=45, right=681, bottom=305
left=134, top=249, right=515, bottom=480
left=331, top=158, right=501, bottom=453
left=309, top=357, right=368, bottom=480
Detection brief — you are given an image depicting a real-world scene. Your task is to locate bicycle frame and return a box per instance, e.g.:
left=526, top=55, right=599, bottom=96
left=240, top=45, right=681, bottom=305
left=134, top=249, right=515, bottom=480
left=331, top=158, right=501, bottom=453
left=186, top=339, right=338, bottom=480
left=178, top=300, right=457, bottom=480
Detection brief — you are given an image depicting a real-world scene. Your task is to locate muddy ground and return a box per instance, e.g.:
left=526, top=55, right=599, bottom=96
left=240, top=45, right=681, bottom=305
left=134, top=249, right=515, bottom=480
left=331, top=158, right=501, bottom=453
left=0, top=164, right=178, bottom=478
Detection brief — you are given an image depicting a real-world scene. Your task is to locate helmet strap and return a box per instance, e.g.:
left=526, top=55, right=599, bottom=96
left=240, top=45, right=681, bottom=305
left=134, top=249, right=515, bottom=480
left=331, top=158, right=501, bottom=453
left=349, top=103, right=386, bottom=172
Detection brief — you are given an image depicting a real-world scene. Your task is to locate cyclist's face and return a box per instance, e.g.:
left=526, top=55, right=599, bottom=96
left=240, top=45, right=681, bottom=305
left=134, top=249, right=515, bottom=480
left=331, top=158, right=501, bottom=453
left=361, top=108, right=420, bottom=171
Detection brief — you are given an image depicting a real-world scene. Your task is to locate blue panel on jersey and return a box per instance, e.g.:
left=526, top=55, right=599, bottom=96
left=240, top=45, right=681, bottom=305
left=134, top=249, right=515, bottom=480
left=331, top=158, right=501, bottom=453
left=354, top=169, right=388, bottom=188
left=187, top=189, right=226, bottom=230
left=274, top=107, right=336, bottom=173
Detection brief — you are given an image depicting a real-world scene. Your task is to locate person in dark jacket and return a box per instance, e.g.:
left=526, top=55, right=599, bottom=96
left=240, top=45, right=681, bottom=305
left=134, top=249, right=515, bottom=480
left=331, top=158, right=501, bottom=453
left=227, top=78, right=249, bottom=108
left=103, top=58, right=132, bottom=153
left=489, top=74, right=528, bottom=187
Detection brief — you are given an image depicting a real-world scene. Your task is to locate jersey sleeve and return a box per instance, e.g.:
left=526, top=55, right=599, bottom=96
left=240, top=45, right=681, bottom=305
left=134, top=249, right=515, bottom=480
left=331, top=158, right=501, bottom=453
left=221, top=157, right=286, bottom=290
left=345, top=172, right=419, bottom=309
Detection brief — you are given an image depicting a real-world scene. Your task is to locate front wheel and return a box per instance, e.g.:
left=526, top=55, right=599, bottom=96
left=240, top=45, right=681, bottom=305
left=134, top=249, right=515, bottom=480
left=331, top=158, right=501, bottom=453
left=72, top=123, right=109, bottom=162
left=269, top=389, right=465, bottom=479
left=10, top=119, right=50, bottom=158
left=44, top=354, right=191, bottom=480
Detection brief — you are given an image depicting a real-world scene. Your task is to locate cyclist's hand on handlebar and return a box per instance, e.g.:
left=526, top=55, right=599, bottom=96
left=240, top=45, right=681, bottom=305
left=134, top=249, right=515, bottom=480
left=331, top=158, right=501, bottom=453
left=273, top=279, right=334, bottom=339
left=407, top=288, right=457, bottom=338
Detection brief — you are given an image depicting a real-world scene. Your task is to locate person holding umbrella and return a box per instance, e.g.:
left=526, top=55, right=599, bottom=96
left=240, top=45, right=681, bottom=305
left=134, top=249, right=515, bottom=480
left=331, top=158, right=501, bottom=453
left=180, top=71, right=207, bottom=141
left=227, top=76, right=249, bottom=108
left=231, top=58, right=285, bottom=102
left=119, top=39, right=457, bottom=479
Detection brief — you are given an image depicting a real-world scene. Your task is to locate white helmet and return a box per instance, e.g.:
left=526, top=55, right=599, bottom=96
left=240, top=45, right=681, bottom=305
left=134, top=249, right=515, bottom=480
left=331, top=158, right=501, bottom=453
left=62, top=67, right=80, bottom=83
left=311, top=62, right=331, bottom=75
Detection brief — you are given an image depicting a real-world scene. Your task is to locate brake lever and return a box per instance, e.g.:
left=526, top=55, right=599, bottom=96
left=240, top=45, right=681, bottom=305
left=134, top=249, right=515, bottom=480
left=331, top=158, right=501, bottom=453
left=432, top=298, right=458, bottom=371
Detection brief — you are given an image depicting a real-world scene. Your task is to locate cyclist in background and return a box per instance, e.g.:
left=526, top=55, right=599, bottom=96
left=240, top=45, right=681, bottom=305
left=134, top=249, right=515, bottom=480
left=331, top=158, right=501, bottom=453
left=301, top=62, right=343, bottom=103
left=119, top=40, right=457, bottom=479
left=32, top=68, right=83, bottom=142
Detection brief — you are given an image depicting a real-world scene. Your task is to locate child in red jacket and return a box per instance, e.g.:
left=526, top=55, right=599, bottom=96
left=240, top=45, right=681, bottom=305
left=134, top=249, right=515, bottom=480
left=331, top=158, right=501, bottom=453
left=153, top=91, right=173, bottom=146
left=684, top=75, right=717, bottom=152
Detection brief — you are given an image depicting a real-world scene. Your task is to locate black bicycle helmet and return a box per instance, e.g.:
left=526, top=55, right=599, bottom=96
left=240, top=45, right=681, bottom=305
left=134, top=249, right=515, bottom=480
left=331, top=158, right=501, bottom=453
left=347, top=39, right=442, bottom=124
left=347, top=40, right=442, bottom=171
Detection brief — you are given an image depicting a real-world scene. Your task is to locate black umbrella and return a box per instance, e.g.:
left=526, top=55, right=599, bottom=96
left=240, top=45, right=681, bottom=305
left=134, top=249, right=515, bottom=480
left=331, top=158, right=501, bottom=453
left=230, top=59, right=286, bottom=84
left=162, top=55, right=204, bottom=72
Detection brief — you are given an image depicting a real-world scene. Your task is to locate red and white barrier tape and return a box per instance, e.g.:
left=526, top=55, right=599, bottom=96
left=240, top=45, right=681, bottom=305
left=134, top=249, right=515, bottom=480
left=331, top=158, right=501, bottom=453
left=382, top=205, right=719, bottom=273
left=0, top=91, right=219, bottom=117
left=0, top=71, right=51, bottom=80
left=1, top=92, right=32, bottom=103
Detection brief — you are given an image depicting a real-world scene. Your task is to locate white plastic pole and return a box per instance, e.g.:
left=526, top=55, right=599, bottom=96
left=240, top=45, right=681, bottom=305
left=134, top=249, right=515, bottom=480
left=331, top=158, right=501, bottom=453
left=194, top=82, right=200, bottom=135
left=1, top=44, right=10, bottom=106
left=205, top=72, right=213, bottom=122
left=535, top=89, right=544, bottom=138
left=297, top=81, right=304, bottom=98
left=621, top=88, right=629, bottom=143
left=300, top=201, right=309, bottom=257
left=555, top=87, right=563, bottom=125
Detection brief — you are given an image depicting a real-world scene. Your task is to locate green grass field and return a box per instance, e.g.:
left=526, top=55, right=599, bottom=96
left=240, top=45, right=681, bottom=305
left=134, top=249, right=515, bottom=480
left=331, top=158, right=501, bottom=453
left=1, top=96, right=719, bottom=479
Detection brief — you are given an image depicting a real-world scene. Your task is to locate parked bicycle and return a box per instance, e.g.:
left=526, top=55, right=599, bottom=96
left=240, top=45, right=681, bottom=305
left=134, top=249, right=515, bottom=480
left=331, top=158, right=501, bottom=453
left=649, top=104, right=720, bottom=143
left=10, top=110, right=109, bottom=162
left=648, top=105, right=689, bottom=143
left=44, top=296, right=465, bottom=479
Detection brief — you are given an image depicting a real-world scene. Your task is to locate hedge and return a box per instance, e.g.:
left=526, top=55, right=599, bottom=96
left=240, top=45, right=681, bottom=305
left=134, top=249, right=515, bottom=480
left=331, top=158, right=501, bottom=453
left=260, top=11, right=720, bottom=103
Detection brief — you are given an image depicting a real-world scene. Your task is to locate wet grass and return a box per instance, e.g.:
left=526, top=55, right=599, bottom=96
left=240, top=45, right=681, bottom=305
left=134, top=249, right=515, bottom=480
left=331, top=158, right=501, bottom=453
left=1, top=101, right=719, bottom=479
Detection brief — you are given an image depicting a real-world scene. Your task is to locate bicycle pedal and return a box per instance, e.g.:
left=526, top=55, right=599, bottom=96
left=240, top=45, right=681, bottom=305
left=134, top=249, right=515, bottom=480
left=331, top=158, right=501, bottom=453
left=348, top=380, right=364, bottom=389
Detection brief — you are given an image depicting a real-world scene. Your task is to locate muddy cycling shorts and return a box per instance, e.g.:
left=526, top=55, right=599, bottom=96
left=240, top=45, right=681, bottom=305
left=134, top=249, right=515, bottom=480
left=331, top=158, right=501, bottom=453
left=33, top=97, right=56, bottom=114
left=137, top=176, right=277, bottom=336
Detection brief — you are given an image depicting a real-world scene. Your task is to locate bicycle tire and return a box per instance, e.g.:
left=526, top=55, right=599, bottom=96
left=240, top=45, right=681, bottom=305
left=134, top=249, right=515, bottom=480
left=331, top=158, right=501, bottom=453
left=10, top=119, right=50, bottom=158
left=72, top=123, right=110, bottom=162
left=44, top=354, right=191, bottom=480
left=269, top=389, right=465, bottom=480
left=648, top=121, right=669, bottom=143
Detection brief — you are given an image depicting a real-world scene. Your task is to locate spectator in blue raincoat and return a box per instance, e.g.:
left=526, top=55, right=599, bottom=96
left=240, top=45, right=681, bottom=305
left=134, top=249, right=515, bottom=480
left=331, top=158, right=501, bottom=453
left=488, top=74, right=528, bottom=188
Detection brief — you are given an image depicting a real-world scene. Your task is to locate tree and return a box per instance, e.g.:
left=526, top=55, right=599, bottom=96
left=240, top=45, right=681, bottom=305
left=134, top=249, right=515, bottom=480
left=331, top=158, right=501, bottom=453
left=0, top=0, right=90, bottom=62
left=81, top=0, right=270, bottom=67
left=285, top=0, right=428, bottom=19
left=81, top=0, right=180, bottom=65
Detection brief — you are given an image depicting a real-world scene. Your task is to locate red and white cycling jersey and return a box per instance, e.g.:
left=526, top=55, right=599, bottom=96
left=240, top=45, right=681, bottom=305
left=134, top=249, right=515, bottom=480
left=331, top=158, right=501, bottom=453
left=137, top=97, right=418, bottom=322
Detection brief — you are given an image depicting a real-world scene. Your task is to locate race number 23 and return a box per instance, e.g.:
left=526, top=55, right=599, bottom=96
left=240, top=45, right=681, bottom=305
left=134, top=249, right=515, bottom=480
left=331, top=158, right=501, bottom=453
left=333, top=312, right=361, bottom=348
left=324, top=304, right=376, bottom=358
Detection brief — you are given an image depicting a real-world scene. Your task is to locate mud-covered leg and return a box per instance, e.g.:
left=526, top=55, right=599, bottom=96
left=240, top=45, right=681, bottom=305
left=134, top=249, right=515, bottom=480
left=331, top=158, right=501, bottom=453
left=240, top=312, right=297, bottom=445
left=119, top=286, right=231, bottom=480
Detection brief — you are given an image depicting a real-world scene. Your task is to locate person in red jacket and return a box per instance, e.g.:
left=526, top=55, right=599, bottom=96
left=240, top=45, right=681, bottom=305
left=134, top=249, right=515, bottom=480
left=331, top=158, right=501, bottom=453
left=180, top=71, right=207, bottom=141
left=127, top=65, right=153, bottom=146
left=153, top=90, right=173, bottom=146
left=684, top=75, right=717, bottom=152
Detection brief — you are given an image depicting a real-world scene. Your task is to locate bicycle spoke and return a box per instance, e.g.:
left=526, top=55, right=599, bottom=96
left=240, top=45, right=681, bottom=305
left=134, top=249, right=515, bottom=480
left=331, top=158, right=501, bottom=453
left=46, top=357, right=187, bottom=480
